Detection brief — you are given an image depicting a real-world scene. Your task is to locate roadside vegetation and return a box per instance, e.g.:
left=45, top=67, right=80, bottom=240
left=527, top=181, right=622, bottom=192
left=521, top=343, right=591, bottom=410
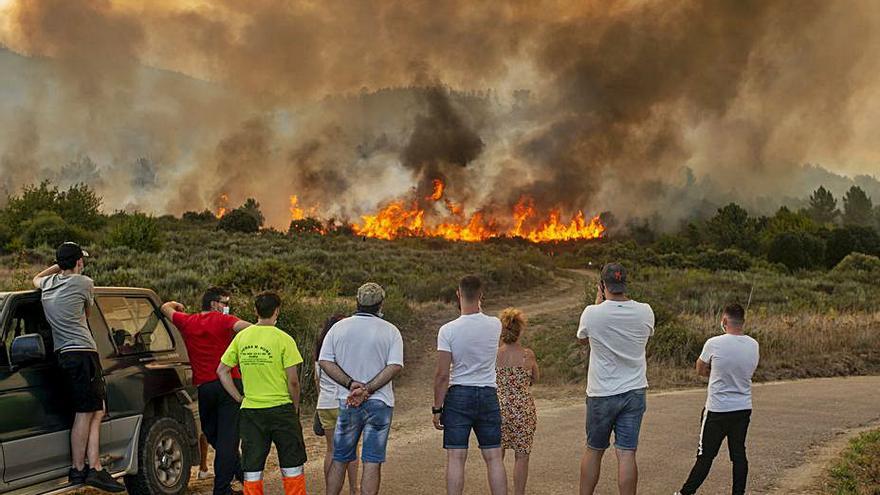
left=1, top=181, right=879, bottom=401
left=824, top=428, right=880, bottom=495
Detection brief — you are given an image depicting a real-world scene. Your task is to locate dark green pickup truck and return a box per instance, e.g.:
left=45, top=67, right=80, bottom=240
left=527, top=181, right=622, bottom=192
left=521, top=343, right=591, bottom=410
left=0, top=287, right=199, bottom=495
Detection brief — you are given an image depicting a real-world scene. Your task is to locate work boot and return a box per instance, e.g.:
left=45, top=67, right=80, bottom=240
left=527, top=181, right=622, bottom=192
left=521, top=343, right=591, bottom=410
left=84, top=468, right=126, bottom=493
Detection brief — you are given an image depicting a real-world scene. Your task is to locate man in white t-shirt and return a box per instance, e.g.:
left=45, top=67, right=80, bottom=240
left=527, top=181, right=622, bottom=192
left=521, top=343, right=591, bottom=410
left=319, top=283, right=404, bottom=495
left=675, top=303, right=759, bottom=495
left=576, top=263, right=654, bottom=495
left=433, top=275, right=507, bottom=495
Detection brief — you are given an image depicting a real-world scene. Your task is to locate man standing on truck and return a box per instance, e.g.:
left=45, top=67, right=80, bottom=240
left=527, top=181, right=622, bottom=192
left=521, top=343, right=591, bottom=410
left=217, top=291, right=308, bottom=495
left=33, top=242, right=126, bottom=492
left=161, top=288, right=253, bottom=495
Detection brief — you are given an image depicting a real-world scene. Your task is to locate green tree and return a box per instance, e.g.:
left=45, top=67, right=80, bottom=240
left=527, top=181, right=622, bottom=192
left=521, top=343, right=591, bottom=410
left=805, top=186, right=839, bottom=225
left=57, top=183, right=104, bottom=230
left=842, top=186, right=874, bottom=227
left=103, top=213, right=163, bottom=252
left=824, top=226, right=880, bottom=267
left=705, top=203, right=759, bottom=253
left=767, top=231, right=826, bottom=271
left=4, top=181, right=59, bottom=230
left=760, top=207, right=817, bottom=251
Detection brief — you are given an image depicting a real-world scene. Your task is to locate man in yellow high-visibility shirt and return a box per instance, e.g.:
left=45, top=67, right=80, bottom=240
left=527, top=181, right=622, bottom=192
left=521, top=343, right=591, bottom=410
left=217, top=292, right=308, bottom=495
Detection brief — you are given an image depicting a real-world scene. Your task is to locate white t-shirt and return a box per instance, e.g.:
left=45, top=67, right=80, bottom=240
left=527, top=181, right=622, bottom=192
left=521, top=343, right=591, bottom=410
left=315, top=362, right=339, bottom=410
left=576, top=299, right=655, bottom=397
left=318, top=314, right=405, bottom=407
left=700, top=334, right=760, bottom=412
left=437, top=312, right=502, bottom=388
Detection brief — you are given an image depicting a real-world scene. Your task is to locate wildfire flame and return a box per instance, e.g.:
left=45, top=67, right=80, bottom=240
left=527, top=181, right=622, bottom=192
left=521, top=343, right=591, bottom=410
left=215, top=193, right=229, bottom=218
left=352, top=179, right=605, bottom=243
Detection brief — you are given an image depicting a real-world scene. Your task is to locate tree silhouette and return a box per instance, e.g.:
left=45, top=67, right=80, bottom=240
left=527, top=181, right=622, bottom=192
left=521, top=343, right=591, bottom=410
left=842, top=186, right=874, bottom=227
left=805, top=186, right=838, bottom=225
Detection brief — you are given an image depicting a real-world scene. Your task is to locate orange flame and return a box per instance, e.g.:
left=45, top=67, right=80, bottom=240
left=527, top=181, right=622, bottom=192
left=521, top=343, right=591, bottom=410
left=290, top=195, right=305, bottom=220
left=215, top=193, right=229, bottom=218
left=353, top=194, right=605, bottom=243
left=426, top=178, right=445, bottom=201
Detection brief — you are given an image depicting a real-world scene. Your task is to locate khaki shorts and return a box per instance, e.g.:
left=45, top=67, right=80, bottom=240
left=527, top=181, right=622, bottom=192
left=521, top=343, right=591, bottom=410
left=318, top=408, right=339, bottom=433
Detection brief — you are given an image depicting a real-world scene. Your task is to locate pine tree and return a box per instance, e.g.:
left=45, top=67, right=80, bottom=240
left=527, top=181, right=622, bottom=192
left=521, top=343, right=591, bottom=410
left=842, top=186, right=874, bottom=227
left=805, top=186, right=838, bottom=225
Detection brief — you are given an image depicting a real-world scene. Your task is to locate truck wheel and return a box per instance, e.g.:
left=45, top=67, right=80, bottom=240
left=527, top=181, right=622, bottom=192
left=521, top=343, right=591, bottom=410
left=125, top=417, right=193, bottom=495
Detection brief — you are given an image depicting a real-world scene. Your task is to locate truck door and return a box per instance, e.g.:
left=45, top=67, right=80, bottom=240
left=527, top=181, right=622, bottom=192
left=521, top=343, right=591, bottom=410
left=0, top=296, right=73, bottom=482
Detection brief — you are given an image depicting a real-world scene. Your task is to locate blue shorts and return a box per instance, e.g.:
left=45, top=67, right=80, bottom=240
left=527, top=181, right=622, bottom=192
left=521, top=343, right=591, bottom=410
left=333, top=399, right=393, bottom=464
left=586, top=388, right=647, bottom=451
left=442, top=385, right=502, bottom=450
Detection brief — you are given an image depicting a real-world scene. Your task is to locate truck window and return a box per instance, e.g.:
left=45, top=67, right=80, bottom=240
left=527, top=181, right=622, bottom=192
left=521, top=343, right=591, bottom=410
left=1, top=299, right=55, bottom=367
left=96, top=296, right=174, bottom=355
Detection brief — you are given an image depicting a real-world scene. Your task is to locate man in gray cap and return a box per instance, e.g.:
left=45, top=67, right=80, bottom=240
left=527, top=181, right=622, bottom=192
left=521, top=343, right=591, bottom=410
left=32, top=242, right=125, bottom=492
left=319, top=282, right=404, bottom=495
left=576, top=263, right=654, bottom=495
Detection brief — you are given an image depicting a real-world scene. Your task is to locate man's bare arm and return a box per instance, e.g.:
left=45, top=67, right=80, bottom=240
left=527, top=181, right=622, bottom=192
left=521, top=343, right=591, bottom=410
left=232, top=320, right=253, bottom=332
left=285, top=366, right=301, bottom=409
left=319, top=359, right=359, bottom=390
left=433, top=351, right=452, bottom=409
left=217, top=363, right=244, bottom=403
left=696, top=358, right=711, bottom=377
left=160, top=301, right=185, bottom=320
left=33, top=264, right=61, bottom=288
left=364, top=364, right=403, bottom=394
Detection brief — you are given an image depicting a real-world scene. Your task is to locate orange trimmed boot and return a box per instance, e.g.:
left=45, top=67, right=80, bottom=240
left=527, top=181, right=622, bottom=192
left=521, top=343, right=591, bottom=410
left=242, top=479, right=264, bottom=495
left=281, top=466, right=306, bottom=495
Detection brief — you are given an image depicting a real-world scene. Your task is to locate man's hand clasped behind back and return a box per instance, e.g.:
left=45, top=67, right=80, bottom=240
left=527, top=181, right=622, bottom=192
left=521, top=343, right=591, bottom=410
left=346, top=381, right=370, bottom=407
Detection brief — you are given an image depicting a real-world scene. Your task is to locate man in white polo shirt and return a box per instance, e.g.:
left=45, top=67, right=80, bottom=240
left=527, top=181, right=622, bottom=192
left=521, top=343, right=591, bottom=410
left=319, top=282, right=404, bottom=495
left=675, top=303, right=759, bottom=495
left=577, top=262, right=654, bottom=495
left=433, top=275, right=507, bottom=495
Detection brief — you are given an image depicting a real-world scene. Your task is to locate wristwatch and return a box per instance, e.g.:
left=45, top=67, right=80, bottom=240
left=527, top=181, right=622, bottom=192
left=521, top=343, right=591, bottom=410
left=432, top=406, right=443, bottom=414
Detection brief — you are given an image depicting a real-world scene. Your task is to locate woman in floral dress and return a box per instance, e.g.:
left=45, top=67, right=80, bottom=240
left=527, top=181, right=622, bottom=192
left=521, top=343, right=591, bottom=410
left=496, top=308, right=540, bottom=495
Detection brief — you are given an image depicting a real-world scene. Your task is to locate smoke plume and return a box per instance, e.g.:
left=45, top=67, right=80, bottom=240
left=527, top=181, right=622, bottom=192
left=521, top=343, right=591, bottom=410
left=1, top=0, right=879, bottom=229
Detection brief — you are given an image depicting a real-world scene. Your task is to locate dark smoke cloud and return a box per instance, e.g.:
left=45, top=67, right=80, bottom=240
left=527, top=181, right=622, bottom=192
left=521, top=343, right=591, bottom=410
left=1, top=0, right=878, bottom=228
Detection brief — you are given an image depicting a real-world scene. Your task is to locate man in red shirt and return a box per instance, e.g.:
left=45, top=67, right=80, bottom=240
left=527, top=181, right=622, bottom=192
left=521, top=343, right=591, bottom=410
left=162, top=287, right=253, bottom=495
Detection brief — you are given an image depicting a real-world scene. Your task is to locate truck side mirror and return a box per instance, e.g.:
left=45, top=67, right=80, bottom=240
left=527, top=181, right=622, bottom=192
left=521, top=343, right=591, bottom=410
left=10, top=334, right=47, bottom=367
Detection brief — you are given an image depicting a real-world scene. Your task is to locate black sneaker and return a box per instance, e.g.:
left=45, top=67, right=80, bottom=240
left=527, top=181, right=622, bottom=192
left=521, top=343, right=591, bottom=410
left=84, top=468, right=126, bottom=493
left=68, top=467, right=87, bottom=484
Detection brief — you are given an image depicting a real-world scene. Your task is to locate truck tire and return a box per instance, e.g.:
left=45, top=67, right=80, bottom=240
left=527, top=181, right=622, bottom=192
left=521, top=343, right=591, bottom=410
left=125, top=417, right=193, bottom=495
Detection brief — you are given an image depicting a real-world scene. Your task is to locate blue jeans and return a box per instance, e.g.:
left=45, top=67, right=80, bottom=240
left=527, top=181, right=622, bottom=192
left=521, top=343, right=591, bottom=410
left=442, top=385, right=502, bottom=449
left=586, top=388, right=647, bottom=450
left=333, top=399, right=394, bottom=464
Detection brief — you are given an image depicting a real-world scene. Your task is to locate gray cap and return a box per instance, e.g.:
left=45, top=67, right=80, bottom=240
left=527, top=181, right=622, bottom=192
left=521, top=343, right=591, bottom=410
left=357, top=282, right=386, bottom=306
left=601, top=262, right=627, bottom=293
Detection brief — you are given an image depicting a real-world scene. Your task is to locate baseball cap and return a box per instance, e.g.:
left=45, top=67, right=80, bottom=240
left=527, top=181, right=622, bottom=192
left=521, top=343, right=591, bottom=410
left=601, top=262, right=627, bottom=294
left=55, top=242, right=89, bottom=264
left=357, top=282, right=386, bottom=306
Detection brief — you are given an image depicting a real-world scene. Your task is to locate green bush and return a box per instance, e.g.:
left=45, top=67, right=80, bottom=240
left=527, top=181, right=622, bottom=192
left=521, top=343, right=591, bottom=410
left=767, top=231, right=826, bottom=271
left=827, top=429, right=880, bottom=494
left=20, top=210, right=91, bottom=248
left=217, top=209, right=260, bottom=233
left=831, top=253, right=880, bottom=284
left=825, top=226, right=880, bottom=267
left=694, top=249, right=752, bottom=271
left=647, top=321, right=705, bottom=366
left=103, top=213, right=163, bottom=252
left=4, top=181, right=104, bottom=232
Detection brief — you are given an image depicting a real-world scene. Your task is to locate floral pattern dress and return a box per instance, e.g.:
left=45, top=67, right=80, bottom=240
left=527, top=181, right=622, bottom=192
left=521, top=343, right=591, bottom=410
left=497, top=366, right=537, bottom=454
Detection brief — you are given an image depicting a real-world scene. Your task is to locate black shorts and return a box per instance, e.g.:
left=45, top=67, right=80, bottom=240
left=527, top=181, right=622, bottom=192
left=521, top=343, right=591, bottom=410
left=58, top=351, right=106, bottom=413
left=240, top=405, right=307, bottom=472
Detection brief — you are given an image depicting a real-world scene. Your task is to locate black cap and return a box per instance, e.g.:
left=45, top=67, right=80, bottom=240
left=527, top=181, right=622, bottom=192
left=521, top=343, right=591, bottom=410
left=601, top=262, right=627, bottom=294
left=55, top=242, right=89, bottom=265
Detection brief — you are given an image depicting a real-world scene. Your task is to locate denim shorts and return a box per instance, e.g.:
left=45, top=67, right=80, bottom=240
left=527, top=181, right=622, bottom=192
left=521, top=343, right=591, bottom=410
left=333, top=399, right=393, bottom=464
left=442, top=385, right=502, bottom=450
left=586, top=387, right=647, bottom=451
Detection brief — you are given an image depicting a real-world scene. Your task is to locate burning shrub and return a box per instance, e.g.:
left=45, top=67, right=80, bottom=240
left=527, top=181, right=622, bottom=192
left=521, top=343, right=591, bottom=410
left=103, top=212, right=163, bottom=252
left=182, top=209, right=218, bottom=223
left=288, top=217, right=323, bottom=235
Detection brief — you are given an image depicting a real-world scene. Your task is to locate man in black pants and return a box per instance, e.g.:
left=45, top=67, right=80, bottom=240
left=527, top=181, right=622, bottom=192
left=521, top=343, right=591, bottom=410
left=675, top=304, right=760, bottom=495
left=162, top=288, right=252, bottom=495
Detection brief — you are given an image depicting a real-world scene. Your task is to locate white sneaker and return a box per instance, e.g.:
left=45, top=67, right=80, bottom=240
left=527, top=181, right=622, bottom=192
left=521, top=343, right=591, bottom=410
left=197, top=470, right=212, bottom=480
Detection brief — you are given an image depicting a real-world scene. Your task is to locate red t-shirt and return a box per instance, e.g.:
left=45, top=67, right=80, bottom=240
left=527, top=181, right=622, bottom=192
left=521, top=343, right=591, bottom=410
left=172, top=311, right=242, bottom=386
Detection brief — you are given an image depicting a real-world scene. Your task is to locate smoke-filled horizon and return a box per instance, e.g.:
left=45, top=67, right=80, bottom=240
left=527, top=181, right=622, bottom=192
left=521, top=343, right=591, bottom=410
left=1, top=0, right=879, bottom=231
